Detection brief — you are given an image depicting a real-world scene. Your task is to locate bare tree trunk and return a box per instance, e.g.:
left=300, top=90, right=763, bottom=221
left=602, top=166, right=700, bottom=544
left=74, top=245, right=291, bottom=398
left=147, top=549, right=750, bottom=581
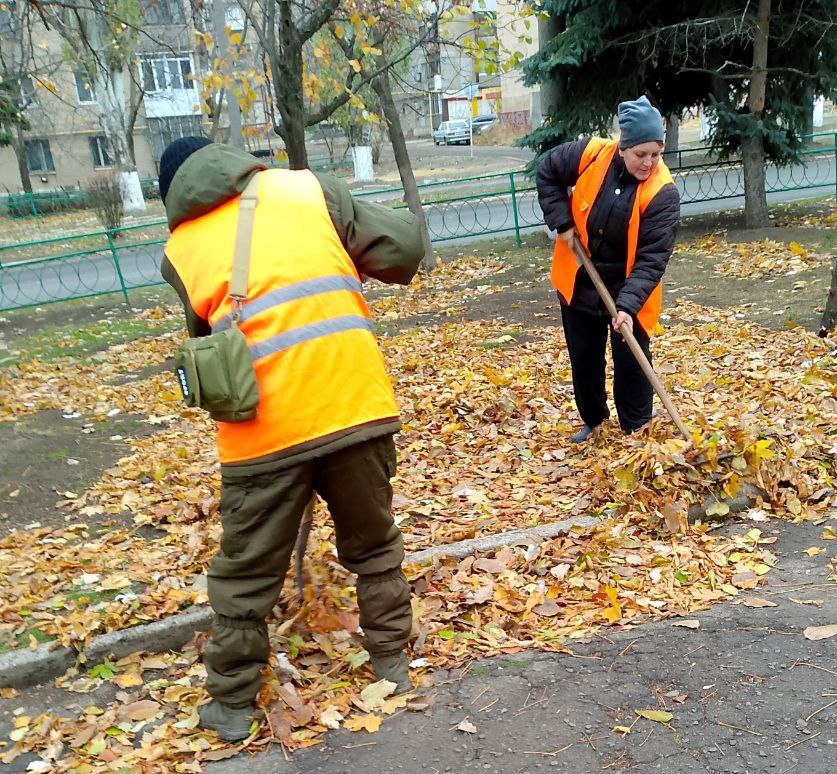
left=371, top=66, right=435, bottom=272
left=743, top=0, right=771, bottom=229
left=274, top=0, right=308, bottom=169
left=820, top=257, right=837, bottom=337
left=742, top=135, right=769, bottom=228
left=97, top=69, right=145, bottom=212
left=10, top=124, right=32, bottom=193
left=802, top=84, right=815, bottom=145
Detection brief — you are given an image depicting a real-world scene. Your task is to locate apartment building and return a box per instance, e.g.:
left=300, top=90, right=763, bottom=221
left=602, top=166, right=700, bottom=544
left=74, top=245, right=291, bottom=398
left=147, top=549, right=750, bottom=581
left=391, top=0, right=501, bottom=138
left=0, top=0, right=272, bottom=194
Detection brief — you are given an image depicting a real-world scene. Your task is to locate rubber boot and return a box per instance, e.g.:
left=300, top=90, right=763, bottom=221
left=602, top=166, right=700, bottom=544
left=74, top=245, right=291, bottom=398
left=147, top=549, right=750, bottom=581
left=369, top=651, right=413, bottom=694
left=199, top=700, right=257, bottom=741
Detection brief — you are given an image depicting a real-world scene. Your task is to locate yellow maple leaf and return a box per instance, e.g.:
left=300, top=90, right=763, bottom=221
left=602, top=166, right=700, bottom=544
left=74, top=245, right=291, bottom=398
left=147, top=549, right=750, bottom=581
left=636, top=709, right=673, bottom=724
left=601, top=586, right=622, bottom=623
left=344, top=714, right=382, bottom=733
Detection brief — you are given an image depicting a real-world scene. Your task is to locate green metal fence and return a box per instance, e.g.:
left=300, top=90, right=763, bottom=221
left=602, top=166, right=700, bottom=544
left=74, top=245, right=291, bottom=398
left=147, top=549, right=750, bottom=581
left=1, top=132, right=835, bottom=312
left=0, top=221, right=169, bottom=310
left=0, top=178, right=161, bottom=223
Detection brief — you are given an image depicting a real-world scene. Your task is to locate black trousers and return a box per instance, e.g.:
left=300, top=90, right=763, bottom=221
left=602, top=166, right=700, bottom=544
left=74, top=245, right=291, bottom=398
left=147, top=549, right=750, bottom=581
left=560, top=304, right=653, bottom=433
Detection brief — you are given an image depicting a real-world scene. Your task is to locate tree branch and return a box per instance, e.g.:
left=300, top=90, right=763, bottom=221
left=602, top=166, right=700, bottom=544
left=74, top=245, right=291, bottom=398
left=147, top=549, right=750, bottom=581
left=298, top=0, right=340, bottom=44
left=306, top=18, right=435, bottom=126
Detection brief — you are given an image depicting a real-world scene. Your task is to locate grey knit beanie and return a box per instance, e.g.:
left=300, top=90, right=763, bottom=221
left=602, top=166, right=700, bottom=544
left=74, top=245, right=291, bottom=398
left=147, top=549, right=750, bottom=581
left=617, top=96, right=665, bottom=149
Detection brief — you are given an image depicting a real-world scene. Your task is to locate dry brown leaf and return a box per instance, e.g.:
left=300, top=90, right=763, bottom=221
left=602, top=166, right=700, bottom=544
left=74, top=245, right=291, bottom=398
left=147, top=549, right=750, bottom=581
left=740, top=597, right=778, bottom=609
left=533, top=598, right=562, bottom=617
left=118, top=700, right=161, bottom=722
left=803, top=624, right=837, bottom=641
left=672, top=619, right=700, bottom=629
left=789, top=598, right=823, bottom=607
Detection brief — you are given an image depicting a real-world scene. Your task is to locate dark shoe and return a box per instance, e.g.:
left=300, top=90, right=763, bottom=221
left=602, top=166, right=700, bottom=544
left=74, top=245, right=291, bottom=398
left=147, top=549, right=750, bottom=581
left=199, top=700, right=256, bottom=741
left=369, top=651, right=413, bottom=694
left=571, top=424, right=599, bottom=443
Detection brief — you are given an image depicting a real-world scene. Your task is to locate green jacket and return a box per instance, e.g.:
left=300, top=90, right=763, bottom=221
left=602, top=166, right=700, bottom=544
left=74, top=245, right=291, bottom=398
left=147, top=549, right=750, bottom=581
left=161, top=143, right=425, bottom=338
left=161, top=144, right=425, bottom=474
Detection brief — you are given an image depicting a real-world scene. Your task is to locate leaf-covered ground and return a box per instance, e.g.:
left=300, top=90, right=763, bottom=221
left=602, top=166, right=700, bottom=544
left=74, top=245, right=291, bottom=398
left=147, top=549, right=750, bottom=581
left=0, top=212, right=835, bottom=770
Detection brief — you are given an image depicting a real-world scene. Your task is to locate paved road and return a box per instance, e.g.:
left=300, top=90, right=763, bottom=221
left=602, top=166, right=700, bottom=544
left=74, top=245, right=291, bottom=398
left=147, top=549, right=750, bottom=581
left=1, top=154, right=834, bottom=310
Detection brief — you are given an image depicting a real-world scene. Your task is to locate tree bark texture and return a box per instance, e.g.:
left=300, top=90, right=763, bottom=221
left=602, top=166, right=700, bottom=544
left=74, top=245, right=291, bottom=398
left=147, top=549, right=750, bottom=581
left=11, top=124, right=32, bottom=193
left=273, top=0, right=308, bottom=169
left=371, top=67, right=435, bottom=272
left=820, top=257, right=837, bottom=336
left=663, top=112, right=680, bottom=169
left=743, top=0, right=771, bottom=228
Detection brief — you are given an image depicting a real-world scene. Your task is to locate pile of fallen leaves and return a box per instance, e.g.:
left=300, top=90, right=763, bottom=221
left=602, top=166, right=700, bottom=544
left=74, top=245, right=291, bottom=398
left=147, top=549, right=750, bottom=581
left=678, top=236, right=831, bottom=278
left=1, top=304, right=835, bottom=653
left=366, top=253, right=509, bottom=321
left=1, top=252, right=836, bottom=768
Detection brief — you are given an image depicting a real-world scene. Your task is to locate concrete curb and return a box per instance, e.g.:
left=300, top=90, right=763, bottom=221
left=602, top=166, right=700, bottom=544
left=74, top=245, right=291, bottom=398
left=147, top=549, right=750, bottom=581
left=405, top=515, right=599, bottom=565
left=0, top=496, right=757, bottom=691
left=0, top=607, right=214, bottom=690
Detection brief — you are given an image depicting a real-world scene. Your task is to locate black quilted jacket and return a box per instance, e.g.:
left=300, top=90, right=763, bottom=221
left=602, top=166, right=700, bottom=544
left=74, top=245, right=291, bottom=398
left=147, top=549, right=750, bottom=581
left=536, top=137, right=680, bottom=318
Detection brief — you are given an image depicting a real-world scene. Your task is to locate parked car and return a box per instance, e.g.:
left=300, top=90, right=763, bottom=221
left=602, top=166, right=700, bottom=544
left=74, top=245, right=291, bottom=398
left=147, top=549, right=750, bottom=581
left=468, top=115, right=496, bottom=135
left=433, top=120, right=471, bottom=145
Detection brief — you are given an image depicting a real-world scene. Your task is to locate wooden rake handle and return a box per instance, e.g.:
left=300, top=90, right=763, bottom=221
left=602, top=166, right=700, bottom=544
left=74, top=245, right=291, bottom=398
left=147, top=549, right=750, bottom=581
left=570, top=236, right=693, bottom=444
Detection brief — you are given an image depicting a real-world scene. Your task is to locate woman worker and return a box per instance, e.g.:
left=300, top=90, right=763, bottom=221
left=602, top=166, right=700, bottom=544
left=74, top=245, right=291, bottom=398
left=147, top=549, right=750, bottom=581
left=536, top=96, right=680, bottom=443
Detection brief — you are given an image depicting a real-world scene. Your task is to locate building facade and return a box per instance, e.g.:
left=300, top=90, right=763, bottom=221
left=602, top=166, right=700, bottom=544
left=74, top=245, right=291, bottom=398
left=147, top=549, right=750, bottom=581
left=0, top=0, right=272, bottom=194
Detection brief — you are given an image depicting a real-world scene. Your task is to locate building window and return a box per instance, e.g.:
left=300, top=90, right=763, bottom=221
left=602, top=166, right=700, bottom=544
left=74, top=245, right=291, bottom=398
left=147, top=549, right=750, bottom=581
left=225, top=6, right=244, bottom=31
left=25, top=139, right=55, bottom=172
left=18, top=75, right=37, bottom=107
left=142, top=0, right=185, bottom=25
left=74, top=71, right=96, bottom=104
left=147, top=115, right=203, bottom=160
left=89, top=135, right=111, bottom=168
left=140, top=55, right=193, bottom=93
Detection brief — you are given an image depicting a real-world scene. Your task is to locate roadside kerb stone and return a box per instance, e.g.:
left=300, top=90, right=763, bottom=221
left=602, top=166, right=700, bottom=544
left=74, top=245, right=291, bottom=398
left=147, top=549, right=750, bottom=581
left=0, top=488, right=759, bottom=690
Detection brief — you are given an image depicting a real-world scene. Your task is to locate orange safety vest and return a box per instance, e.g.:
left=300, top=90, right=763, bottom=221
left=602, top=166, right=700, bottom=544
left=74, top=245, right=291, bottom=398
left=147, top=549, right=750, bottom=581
left=165, top=169, right=399, bottom=464
left=550, top=138, right=674, bottom=334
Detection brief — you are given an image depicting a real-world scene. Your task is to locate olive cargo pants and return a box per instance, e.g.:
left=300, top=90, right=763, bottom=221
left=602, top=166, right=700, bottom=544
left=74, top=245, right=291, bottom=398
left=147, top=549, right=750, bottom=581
left=204, top=434, right=412, bottom=707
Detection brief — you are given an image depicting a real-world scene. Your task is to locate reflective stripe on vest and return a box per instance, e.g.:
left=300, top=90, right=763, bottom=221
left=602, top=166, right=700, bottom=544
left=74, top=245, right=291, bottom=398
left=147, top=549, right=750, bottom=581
left=550, top=139, right=674, bottom=334
left=164, top=169, right=399, bottom=464
left=211, top=274, right=364, bottom=334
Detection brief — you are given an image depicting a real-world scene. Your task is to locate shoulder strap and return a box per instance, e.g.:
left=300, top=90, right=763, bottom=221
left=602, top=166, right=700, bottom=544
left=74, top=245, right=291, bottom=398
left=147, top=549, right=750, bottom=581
left=229, top=172, right=261, bottom=302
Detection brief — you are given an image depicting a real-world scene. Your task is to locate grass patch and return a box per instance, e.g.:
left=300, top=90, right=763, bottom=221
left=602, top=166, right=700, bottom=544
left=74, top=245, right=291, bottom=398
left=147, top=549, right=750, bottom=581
left=2, top=316, right=181, bottom=365
left=481, top=329, right=523, bottom=350
left=0, top=626, right=56, bottom=654
left=817, top=231, right=837, bottom=252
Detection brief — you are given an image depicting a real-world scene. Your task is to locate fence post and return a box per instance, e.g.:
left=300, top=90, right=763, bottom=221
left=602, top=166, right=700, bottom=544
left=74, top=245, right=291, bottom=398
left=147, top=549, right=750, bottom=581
left=106, top=230, right=130, bottom=304
left=509, top=171, right=522, bottom=246
left=28, top=192, right=40, bottom=226
left=834, top=132, right=837, bottom=201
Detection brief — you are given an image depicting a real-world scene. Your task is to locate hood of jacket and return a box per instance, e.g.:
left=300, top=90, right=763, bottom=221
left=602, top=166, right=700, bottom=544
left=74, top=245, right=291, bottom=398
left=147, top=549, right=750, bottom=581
left=164, top=143, right=267, bottom=231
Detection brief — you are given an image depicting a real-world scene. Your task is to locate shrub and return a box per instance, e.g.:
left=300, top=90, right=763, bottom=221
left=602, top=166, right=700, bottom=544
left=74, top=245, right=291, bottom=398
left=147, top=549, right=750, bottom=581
left=86, top=172, right=124, bottom=232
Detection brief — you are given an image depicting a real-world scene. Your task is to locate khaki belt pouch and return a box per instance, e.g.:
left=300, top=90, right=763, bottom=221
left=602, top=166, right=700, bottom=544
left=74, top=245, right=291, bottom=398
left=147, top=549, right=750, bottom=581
left=174, top=325, right=258, bottom=422
left=173, top=173, right=261, bottom=424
